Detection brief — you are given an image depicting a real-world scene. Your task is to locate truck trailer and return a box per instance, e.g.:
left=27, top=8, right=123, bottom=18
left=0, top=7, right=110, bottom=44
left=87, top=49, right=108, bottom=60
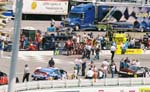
left=13, top=0, right=69, bottom=20
left=62, top=2, right=150, bottom=32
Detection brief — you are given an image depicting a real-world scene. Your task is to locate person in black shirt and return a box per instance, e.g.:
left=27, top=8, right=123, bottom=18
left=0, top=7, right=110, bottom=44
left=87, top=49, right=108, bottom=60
left=48, top=57, right=55, bottom=67
left=81, top=60, right=86, bottom=76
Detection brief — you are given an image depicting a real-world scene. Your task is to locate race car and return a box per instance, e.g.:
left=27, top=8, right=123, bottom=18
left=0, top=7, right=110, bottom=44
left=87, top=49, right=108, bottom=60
left=118, top=66, right=150, bottom=78
left=0, top=71, right=8, bottom=85
left=31, top=67, right=67, bottom=80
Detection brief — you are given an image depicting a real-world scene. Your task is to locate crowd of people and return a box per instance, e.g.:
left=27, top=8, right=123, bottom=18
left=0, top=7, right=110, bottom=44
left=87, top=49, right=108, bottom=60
left=20, top=30, right=42, bottom=51
left=73, top=57, right=118, bottom=80
left=15, top=55, right=150, bottom=83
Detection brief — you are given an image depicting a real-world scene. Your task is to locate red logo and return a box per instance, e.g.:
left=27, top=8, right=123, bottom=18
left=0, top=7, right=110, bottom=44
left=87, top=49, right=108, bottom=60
left=98, top=90, right=104, bottom=92
left=129, top=90, right=135, bottom=92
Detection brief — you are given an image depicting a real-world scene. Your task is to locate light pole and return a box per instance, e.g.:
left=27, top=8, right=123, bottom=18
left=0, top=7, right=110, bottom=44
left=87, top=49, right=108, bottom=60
left=8, top=0, right=23, bottom=92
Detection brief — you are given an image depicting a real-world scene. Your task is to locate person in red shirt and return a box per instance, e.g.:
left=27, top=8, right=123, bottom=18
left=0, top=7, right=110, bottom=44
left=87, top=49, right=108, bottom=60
left=147, top=39, right=150, bottom=49
left=20, top=34, right=25, bottom=49
left=35, top=31, right=42, bottom=50
left=65, top=39, right=73, bottom=55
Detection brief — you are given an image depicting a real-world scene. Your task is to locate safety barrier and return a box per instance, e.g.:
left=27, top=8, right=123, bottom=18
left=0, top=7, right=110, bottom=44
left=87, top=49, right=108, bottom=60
left=17, top=50, right=150, bottom=57
left=0, top=78, right=150, bottom=91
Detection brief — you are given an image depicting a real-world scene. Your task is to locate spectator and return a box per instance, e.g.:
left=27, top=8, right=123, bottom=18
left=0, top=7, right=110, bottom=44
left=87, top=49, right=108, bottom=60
left=85, top=44, right=92, bottom=59
left=121, top=42, right=126, bottom=54
left=110, top=44, right=116, bottom=61
left=81, top=60, right=86, bottom=76
left=119, top=58, right=125, bottom=70
left=130, top=59, right=136, bottom=66
left=22, top=64, right=30, bottom=82
left=94, top=45, right=100, bottom=60
left=98, top=69, right=104, bottom=79
left=131, top=59, right=140, bottom=67
left=20, top=34, right=25, bottom=49
left=145, top=70, right=150, bottom=78
left=110, top=62, right=116, bottom=78
left=73, top=67, right=78, bottom=79
left=93, top=68, right=98, bottom=82
left=120, top=58, right=129, bottom=70
left=129, top=38, right=135, bottom=48
left=147, top=38, right=150, bottom=49
left=135, top=60, right=140, bottom=67
left=48, top=57, right=55, bottom=67
left=124, top=57, right=130, bottom=63
left=65, top=39, right=73, bottom=56
left=35, top=30, right=42, bottom=50
left=88, top=61, right=95, bottom=69
left=16, top=77, right=19, bottom=83
left=74, top=57, right=82, bottom=75
left=51, top=19, right=55, bottom=27
left=23, top=37, right=29, bottom=49
left=0, top=40, right=3, bottom=58
left=101, top=59, right=109, bottom=78
left=85, top=68, right=94, bottom=79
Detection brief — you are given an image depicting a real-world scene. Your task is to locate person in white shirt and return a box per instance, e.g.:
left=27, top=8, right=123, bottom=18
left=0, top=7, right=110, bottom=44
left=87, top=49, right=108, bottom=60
left=145, top=70, right=150, bottom=78
left=110, top=45, right=116, bottom=60
left=131, top=59, right=140, bottom=67
left=110, top=62, right=116, bottom=78
left=73, top=67, right=78, bottom=79
left=22, top=64, right=30, bottom=82
left=135, top=60, right=140, bottom=67
left=74, top=58, right=82, bottom=75
left=102, top=59, right=109, bottom=78
left=98, top=69, right=104, bottom=79
left=86, top=68, right=94, bottom=79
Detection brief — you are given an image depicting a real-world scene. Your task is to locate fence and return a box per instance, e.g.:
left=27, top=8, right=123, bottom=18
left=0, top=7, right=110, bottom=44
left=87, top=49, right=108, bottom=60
left=0, top=78, right=150, bottom=92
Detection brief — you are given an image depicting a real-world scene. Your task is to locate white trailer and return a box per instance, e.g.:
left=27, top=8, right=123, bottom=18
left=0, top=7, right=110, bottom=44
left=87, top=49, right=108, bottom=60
left=13, top=0, right=69, bottom=20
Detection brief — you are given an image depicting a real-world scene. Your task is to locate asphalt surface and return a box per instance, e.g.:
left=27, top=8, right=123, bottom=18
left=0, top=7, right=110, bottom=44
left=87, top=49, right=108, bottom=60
left=0, top=20, right=150, bottom=83
left=1, top=52, right=150, bottom=82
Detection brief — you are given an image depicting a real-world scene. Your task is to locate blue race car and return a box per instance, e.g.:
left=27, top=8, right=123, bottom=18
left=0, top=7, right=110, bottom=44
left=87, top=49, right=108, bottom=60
left=32, top=67, right=67, bottom=80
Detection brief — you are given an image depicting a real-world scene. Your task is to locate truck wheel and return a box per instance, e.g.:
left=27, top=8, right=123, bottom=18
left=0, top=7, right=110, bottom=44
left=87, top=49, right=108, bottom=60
left=74, top=25, right=80, bottom=31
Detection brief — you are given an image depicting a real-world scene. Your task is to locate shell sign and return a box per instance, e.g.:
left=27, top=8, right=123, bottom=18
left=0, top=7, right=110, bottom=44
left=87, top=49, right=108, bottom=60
left=31, top=2, right=37, bottom=10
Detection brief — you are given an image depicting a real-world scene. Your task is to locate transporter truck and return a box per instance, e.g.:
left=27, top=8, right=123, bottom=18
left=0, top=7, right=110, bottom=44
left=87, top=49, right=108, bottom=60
left=62, top=2, right=150, bottom=32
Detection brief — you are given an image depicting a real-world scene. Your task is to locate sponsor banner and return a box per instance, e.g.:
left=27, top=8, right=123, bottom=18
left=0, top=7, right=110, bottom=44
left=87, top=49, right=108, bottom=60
left=139, top=88, right=150, bottom=92
left=13, top=0, right=68, bottom=15
left=24, top=86, right=148, bottom=92
left=115, top=49, right=143, bottom=54
left=98, top=90, right=104, bottom=92
left=129, top=90, right=135, bottom=92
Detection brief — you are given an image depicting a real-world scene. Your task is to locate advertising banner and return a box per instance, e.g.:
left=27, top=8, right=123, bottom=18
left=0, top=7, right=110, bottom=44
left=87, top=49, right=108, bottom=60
left=115, top=49, right=143, bottom=54
left=13, top=0, right=68, bottom=15
left=98, top=5, right=150, bottom=31
left=139, top=88, right=150, bottom=92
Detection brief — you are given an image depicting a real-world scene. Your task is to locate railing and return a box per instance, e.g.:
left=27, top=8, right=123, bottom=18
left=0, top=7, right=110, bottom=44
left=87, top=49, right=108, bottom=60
left=0, top=78, right=150, bottom=91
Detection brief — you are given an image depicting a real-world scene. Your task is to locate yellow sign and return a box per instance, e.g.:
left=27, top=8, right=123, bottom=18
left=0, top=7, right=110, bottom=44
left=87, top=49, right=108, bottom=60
left=115, top=49, right=143, bottom=54
left=113, top=33, right=127, bottom=45
left=31, top=2, right=37, bottom=10
left=139, top=88, right=150, bottom=92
